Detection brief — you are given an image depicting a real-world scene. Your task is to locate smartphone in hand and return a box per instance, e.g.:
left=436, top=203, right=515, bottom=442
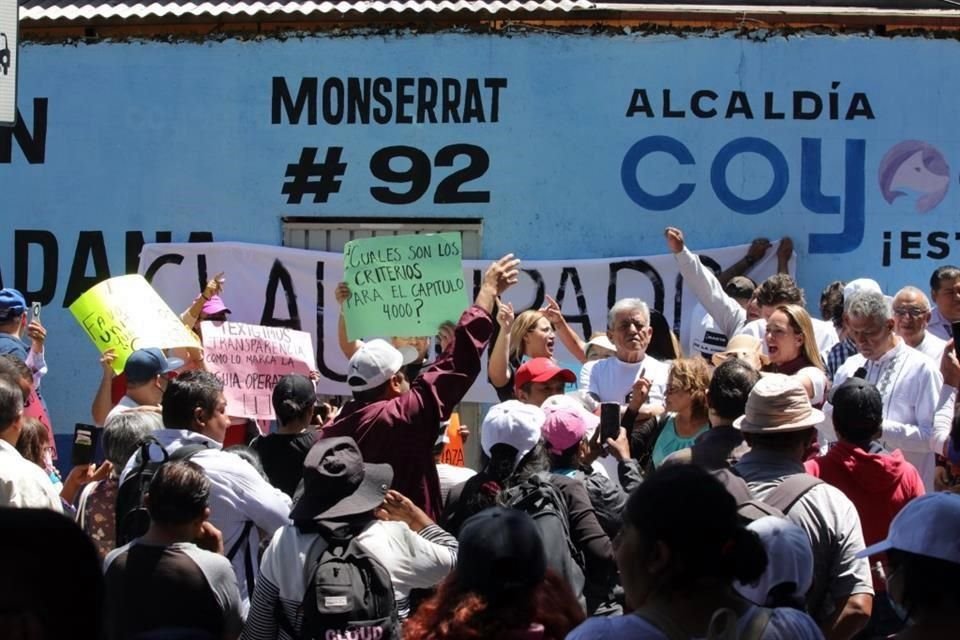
left=599, top=403, right=621, bottom=442
left=952, top=322, right=960, bottom=359
left=30, top=302, right=41, bottom=323
left=71, top=423, right=101, bottom=466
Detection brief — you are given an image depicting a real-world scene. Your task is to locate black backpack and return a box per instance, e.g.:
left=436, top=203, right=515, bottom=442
left=497, top=472, right=587, bottom=609
left=115, top=436, right=210, bottom=546
left=281, top=525, right=401, bottom=640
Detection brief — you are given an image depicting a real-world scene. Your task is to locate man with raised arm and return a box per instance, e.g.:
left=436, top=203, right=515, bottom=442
left=322, top=255, right=520, bottom=520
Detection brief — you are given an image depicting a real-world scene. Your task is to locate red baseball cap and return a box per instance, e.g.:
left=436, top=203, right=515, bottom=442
left=514, top=357, right=576, bottom=392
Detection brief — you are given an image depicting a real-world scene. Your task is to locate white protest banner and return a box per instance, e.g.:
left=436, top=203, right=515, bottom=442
left=201, top=321, right=317, bottom=420
left=141, top=242, right=789, bottom=404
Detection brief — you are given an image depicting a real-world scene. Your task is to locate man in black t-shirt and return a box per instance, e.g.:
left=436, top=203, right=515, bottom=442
left=250, top=374, right=318, bottom=497
left=104, top=461, right=243, bottom=640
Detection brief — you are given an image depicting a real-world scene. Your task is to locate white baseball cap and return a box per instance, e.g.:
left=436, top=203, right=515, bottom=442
left=481, top=400, right=545, bottom=466
left=735, top=516, right=814, bottom=607
left=858, top=493, right=960, bottom=564
left=346, top=339, right=418, bottom=391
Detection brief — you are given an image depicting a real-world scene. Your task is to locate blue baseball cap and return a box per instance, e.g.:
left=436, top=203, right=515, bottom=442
left=0, top=289, right=26, bottom=322
left=123, top=347, right=184, bottom=384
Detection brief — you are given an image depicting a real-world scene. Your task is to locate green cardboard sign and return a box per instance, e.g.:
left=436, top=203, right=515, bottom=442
left=342, top=232, right=467, bottom=340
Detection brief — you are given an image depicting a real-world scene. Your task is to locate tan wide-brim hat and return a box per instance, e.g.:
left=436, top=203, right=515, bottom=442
left=733, top=373, right=825, bottom=433
left=711, top=334, right=770, bottom=368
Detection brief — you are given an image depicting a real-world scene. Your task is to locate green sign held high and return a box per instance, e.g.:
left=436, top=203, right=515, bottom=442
left=342, top=232, right=467, bottom=341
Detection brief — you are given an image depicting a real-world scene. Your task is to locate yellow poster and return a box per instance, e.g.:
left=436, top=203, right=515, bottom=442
left=69, top=274, right=201, bottom=373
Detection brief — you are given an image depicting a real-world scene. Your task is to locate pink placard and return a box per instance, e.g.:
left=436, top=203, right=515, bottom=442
left=201, top=321, right=317, bottom=420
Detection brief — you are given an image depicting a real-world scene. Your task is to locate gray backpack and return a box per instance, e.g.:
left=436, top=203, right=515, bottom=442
left=280, top=525, right=400, bottom=640
left=712, top=468, right=823, bottom=523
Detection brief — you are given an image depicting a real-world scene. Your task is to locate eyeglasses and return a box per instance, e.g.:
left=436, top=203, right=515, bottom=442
left=893, top=307, right=928, bottom=319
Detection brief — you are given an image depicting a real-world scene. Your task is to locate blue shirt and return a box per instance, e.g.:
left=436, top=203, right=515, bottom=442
left=0, top=333, right=28, bottom=361
left=651, top=416, right=709, bottom=468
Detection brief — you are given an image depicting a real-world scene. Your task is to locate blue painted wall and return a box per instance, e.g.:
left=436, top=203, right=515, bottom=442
left=2, top=31, right=959, bottom=436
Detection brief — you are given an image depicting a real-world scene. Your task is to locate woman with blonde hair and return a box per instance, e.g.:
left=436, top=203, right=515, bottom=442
left=489, top=297, right=584, bottom=401
left=763, top=304, right=828, bottom=404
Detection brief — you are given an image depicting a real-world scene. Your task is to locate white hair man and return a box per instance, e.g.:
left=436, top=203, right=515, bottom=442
left=824, top=291, right=952, bottom=491
left=580, top=298, right=670, bottom=418
left=891, top=286, right=947, bottom=362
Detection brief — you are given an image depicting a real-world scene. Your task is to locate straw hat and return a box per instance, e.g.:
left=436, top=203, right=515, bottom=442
left=733, top=374, right=825, bottom=433
left=711, top=334, right=769, bottom=369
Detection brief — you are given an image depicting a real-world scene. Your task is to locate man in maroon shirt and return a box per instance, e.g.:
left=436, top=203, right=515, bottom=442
left=322, top=254, right=520, bottom=520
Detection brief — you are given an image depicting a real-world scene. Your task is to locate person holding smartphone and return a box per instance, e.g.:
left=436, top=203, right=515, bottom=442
left=0, top=289, right=48, bottom=391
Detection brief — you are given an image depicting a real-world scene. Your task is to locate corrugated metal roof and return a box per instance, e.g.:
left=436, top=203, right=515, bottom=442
left=20, top=0, right=594, bottom=20
left=18, top=0, right=960, bottom=23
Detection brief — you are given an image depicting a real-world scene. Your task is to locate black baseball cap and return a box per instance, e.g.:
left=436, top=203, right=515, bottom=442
left=456, top=507, right=547, bottom=599
left=271, top=374, right=316, bottom=419
left=831, top=377, right=883, bottom=427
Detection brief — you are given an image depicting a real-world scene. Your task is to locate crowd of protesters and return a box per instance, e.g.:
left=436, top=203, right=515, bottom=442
left=3, top=228, right=960, bottom=640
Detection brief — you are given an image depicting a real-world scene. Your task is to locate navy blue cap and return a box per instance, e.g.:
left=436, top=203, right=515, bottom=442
left=456, top=507, right=547, bottom=598
left=0, top=289, right=26, bottom=322
left=123, top=347, right=184, bottom=384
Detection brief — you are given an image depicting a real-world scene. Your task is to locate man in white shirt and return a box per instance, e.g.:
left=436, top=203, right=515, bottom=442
left=665, top=227, right=836, bottom=356
left=667, top=228, right=755, bottom=357
left=825, top=291, right=948, bottom=492
left=927, top=265, right=960, bottom=341
left=581, top=298, right=670, bottom=410
left=123, top=370, right=292, bottom=613
left=0, top=375, right=61, bottom=511
left=892, top=286, right=947, bottom=362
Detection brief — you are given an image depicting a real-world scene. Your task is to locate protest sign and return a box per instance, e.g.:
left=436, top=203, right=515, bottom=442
left=342, top=232, right=467, bottom=341
left=69, top=274, right=202, bottom=373
left=201, top=321, right=318, bottom=420
left=439, top=412, right=465, bottom=467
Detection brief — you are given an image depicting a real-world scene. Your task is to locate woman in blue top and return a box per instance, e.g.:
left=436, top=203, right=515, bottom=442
left=629, top=358, right=711, bottom=473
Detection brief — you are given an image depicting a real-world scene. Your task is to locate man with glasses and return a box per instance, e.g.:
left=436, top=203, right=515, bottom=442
left=891, top=286, right=947, bottom=362
left=825, top=291, right=946, bottom=491
left=927, top=265, right=960, bottom=341
left=581, top=298, right=670, bottom=415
